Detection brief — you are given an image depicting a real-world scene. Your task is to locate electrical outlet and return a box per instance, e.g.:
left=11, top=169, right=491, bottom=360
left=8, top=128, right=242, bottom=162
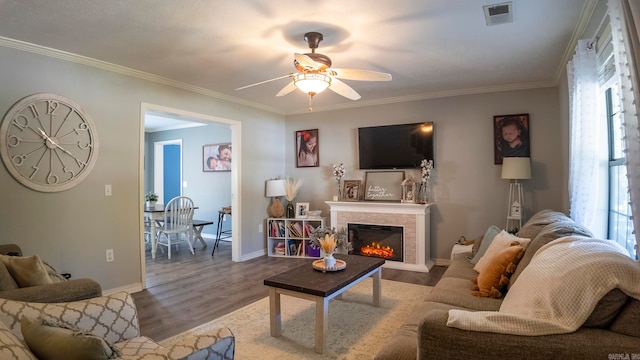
left=258, top=224, right=263, bottom=233
left=106, top=249, right=114, bottom=262
left=104, top=184, right=112, bottom=196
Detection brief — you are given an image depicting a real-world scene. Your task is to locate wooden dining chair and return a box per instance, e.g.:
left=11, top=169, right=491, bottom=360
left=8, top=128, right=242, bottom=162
left=155, top=196, right=195, bottom=259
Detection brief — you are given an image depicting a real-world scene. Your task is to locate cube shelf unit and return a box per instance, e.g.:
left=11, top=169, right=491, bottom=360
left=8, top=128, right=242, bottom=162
left=267, top=217, right=325, bottom=258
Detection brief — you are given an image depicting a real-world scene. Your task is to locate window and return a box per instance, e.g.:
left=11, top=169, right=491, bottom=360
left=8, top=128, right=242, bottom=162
left=604, top=86, right=636, bottom=259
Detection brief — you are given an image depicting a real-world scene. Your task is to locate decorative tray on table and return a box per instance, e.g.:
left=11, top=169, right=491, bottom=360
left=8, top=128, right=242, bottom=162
left=312, top=259, right=347, bottom=272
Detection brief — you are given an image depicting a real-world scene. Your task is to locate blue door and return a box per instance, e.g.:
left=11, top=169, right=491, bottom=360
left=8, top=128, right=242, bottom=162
left=163, top=144, right=181, bottom=202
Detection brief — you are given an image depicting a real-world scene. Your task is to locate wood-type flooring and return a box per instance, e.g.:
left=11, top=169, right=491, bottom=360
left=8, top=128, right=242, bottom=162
left=133, top=237, right=446, bottom=341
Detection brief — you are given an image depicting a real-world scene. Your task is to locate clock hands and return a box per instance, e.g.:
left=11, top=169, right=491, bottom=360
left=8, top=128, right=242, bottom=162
left=37, top=128, right=73, bottom=157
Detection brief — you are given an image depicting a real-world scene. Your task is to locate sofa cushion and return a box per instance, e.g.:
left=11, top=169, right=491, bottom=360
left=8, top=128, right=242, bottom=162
left=0, top=260, right=19, bottom=291
left=374, top=301, right=468, bottom=360
left=582, top=289, right=630, bottom=328
left=0, top=320, right=36, bottom=360
left=473, top=244, right=525, bottom=298
left=442, top=256, right=478, bottom=281
left=469, top=225, right=500, bottom=264
left=0, top=255, right=53, bottom=288
left=608, top=298, right=640, bottom=337
left=431, top=277, right=502, bottom=311
left=20, top=316, right=119, bottom=360
left=509, top=221, right=594, bottom=289
left=516, top=209, right=571, bottom=240
left=473, top=231, right=530, bottom=274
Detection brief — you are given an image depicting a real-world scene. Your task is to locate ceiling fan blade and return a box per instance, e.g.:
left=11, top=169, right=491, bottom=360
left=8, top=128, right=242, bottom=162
left=328, top=78, right=361, bottom=100
left=235, top=74, right=291, bottom=91
left=294, top=53, right=319, bottom=70
left=276, top=81, right=297, bottom=97
left=328, top=68, right=392, bottom=81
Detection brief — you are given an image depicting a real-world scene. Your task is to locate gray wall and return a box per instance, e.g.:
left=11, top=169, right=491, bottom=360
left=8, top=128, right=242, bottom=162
left=0, top=45, right=285, bottom=292
left=145, top=124, right=232, bottom=236
left=285, top=88, right=567, bottom=262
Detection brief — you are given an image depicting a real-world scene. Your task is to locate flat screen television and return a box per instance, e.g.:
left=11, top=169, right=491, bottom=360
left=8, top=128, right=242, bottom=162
left=358, top=122, right=434, bottom=170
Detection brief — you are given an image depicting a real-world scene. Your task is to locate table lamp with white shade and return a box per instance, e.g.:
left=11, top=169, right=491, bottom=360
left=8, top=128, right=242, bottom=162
left=501, top=157, right=531, bottom=231
left=266, top=179, right=286, bottom=218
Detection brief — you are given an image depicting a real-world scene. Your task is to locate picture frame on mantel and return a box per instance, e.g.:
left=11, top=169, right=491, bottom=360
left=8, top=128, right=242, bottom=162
left=342, top=180, right=361, bottom=201
left=364, top=171, right=404, bottom=201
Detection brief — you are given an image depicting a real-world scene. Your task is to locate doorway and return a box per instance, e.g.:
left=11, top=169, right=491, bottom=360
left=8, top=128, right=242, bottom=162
left=139, top=103, right=242, bottom=289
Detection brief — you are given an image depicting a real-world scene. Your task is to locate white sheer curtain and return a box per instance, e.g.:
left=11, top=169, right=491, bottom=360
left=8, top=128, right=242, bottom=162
left=609, top=0, right=640, bottom=257
left=567, top=39, right=609, bottom=238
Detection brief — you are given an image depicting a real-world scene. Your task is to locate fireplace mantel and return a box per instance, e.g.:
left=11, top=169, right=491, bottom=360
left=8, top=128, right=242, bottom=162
left=326, top=201, right=434, bottom=272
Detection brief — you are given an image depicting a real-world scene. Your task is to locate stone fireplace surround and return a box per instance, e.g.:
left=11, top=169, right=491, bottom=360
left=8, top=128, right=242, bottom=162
left=326, top=201, right=434, bottom=272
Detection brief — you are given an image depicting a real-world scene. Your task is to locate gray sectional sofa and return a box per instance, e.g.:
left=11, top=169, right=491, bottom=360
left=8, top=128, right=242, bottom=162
left=375, top=209, right=640, bottom=360
left=0, top=244, right=102, bottom=303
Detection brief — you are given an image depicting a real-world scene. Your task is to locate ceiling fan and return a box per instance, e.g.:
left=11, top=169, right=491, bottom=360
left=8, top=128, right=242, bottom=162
left=236, top=32, right=392, bottom=103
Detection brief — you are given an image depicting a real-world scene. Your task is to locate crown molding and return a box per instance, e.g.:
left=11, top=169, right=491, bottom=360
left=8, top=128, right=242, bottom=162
left=0, top=36, right=285, bottom=115
left=285, top=81, right=558, bottom=115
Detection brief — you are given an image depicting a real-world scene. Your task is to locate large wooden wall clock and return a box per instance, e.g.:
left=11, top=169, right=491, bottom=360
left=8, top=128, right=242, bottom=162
left=0, top=93, right=99, bottom=192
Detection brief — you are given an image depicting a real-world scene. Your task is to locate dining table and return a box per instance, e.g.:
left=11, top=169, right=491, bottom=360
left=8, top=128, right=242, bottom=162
left=144, top=203, right=199, bottom=259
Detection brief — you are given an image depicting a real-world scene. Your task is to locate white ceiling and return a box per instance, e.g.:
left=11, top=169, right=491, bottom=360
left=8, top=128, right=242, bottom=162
left=0, top=0, right=591, bottom=116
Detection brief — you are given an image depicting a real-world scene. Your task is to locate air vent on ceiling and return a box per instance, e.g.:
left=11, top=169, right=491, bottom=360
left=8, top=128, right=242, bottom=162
left=483, top=2, right=513, bottom=26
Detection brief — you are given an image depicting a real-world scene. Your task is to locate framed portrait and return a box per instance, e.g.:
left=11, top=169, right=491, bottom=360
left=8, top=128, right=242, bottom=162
left=203, top=143, right=232, bottom=172
left=342, top=180, right=361, bottom=201
left=364, top=171, right=405, bottom=201
left=493, top=114, right=530, bottom=164
left=295, top=129, right=319, bottom=168
left=295, top=202, right=310, bottom=218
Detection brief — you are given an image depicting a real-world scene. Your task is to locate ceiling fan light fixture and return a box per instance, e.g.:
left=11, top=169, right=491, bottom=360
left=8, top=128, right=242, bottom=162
left=293, top=73, right=331, bottom=95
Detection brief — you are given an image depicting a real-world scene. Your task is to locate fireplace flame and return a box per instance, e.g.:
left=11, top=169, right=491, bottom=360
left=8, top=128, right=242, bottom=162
left=360, top=242, right=394, bottom=259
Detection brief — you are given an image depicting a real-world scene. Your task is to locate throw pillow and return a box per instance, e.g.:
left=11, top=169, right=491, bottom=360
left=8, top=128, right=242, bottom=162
left=0, top=260, right=19, bottom=291
left=20, top=316, right=120, bottom=360
left=473, top=230, right=531, bottom=274
left=469, top=225, right=501, bottom=264
left=0, top=255, right=53, bottom=288
left=42, top=261, right=68, bottom=283
left=472, top=243, right=525, bottom=298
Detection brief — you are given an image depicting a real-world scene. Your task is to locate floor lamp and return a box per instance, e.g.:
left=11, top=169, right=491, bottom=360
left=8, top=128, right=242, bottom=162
left=266, top=179, right=286, bottom=218
left=501, top=157, right=531, bottom=232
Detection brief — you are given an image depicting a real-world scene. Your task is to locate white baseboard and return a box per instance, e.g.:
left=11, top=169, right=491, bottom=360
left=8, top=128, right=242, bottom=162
left=237, top=248, right=266, bottom=261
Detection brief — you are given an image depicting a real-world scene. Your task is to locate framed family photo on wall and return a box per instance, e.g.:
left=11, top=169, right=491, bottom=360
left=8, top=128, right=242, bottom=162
left=295, top=129, right=319, bottom=167
left=203, top=143, right=232, bottom=172
left=493, top=113, right=530, bottom=164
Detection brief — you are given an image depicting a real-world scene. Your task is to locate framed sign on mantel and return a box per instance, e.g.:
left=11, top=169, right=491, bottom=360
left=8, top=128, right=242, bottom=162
left=364, top=171, right=404, bottom=201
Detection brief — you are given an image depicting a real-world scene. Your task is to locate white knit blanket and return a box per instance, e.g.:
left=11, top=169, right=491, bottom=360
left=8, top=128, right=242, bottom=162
left=447, top=236, right=640, bottom=335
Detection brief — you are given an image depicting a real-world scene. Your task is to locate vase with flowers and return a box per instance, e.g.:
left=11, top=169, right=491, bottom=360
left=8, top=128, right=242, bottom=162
left=332, top=162, right=345, bottom=200
left=419, top=159, right=433, bottom=204
left=309, top=226, right=351, bottom=257
left=283, top=178, right=303, bottom=218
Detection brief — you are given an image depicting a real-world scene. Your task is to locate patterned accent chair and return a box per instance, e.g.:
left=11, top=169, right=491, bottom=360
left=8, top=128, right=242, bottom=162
left=0, top=291, right=235, bottom=359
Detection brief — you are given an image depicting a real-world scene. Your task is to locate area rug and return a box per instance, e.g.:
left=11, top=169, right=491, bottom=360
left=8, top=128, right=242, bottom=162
left=161, top=278, right=432, bottom=359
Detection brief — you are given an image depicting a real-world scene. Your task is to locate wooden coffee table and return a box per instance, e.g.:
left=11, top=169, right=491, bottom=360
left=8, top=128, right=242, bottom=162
left=263, top=254, right=385, bottom=353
